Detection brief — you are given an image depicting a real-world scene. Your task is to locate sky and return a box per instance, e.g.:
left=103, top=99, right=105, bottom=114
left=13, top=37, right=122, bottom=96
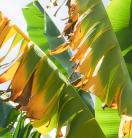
left=0, top=0, right=33, bottom=33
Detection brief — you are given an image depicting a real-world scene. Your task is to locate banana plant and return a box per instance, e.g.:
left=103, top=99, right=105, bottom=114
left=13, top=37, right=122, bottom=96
left=22, top=0, right=132, bottom=137
left=0, top=0, right=132, bottom=137
left=0, top=5, right=105, bottom=138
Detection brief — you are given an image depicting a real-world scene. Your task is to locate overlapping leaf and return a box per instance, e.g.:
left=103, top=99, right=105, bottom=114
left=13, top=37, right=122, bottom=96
left=0, top=11, right=105, bottom=137
left=50, top=0, right=132, bottom=116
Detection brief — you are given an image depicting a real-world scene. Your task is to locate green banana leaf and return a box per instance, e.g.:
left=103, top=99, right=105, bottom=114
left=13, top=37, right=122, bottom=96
left=95, top=1, right=132, bottom=137
left=95, top=98, right=120, bottom=138
left=96, top=1, right=132, bottom=137
left=94, top=0, right=132, bottom=137
left=22, top=1, right=130, bottom=137
left=107, top=0, right=132, bottom=79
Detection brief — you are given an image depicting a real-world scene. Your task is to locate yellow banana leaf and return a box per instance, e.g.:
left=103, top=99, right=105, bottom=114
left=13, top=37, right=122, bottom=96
left=0, top=12, right=29, bottom=85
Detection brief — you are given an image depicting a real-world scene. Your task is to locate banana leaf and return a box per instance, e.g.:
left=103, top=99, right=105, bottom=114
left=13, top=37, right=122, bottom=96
left=95, top=98, right=120, bottom=138
left=96, top=0, right=132, bottom=136
left=23, top=3, right=99, bottom=137
left=49, top=0, right=132, bottom=117
left=107, top=0, right=132, bottom=79
left=0, top=11, right=105, bottom=137
left=106, top=0, right=132, bottom=137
